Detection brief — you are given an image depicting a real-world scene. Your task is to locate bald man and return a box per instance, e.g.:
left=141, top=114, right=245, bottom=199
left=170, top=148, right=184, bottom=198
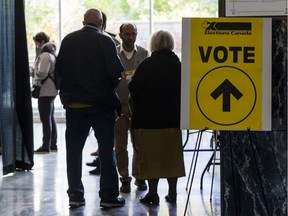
left=56, top=8, right=125, bottom=208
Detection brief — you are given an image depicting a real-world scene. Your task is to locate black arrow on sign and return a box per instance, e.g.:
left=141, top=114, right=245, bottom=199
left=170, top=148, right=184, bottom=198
left=210, top=79, right=243, bottom=112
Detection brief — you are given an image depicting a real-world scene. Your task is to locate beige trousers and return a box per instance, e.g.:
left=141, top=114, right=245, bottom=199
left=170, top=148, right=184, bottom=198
left=114, top=104, right=139, bottom=182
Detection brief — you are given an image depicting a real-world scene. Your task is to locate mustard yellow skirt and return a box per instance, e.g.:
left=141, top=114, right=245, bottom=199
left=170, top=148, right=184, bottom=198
left=136, top=128, right=186, bottom=180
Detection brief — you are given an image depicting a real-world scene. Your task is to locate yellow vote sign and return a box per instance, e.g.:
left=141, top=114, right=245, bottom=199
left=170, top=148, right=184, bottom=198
left=181, top=18, right=272, bottom=130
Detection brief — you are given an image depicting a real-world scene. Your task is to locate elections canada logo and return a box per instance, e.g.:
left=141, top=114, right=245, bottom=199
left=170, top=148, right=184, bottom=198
left=201, top=21, right=252, bottom=35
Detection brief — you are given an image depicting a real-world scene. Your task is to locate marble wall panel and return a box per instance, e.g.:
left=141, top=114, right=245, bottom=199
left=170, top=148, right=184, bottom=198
left=220, top=20, right=287, bottom=216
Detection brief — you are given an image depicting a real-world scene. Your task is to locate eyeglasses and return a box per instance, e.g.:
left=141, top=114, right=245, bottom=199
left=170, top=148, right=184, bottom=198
left=122, top=32, right=137, bottom=37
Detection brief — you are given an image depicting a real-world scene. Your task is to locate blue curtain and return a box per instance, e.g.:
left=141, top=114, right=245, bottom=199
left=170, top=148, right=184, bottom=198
left=0, top=0, right=34, bottom=174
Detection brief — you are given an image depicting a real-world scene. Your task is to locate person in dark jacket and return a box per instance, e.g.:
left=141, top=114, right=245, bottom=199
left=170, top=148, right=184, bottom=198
left=55, top=8, right=125, bottom=208
left=87, top=11, right=121, bottom=175
left=128, top=30, right=185, bottom=205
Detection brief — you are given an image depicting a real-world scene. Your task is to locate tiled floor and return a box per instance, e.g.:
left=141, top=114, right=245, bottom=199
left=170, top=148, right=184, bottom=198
left=0, top=123, right=221, bottom=216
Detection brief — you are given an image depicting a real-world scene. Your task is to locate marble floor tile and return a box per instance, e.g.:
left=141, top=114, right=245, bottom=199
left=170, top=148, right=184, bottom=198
left=0, top=124, right=221, bottom=216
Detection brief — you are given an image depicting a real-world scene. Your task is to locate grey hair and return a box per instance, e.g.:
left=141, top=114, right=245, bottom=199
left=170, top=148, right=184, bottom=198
left=149, top=30, right=175, bottom=52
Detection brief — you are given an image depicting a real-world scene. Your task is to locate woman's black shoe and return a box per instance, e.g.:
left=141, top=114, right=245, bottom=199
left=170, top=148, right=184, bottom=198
left=165, top=193, right=177, bottom=203
left=139, top=193, right=159, bottom=205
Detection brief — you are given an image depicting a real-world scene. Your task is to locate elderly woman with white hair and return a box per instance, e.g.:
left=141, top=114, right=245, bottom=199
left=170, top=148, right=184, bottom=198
left=128, top=30, right=185, bottom=205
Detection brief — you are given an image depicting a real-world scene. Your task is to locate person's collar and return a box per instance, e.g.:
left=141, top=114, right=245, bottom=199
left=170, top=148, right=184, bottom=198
left=120, top=44, right=137, bottom=53
left=84, top=25, right=100, bottom=31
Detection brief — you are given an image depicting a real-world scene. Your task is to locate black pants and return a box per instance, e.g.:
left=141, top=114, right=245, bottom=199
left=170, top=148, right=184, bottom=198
left=65, top=107, right=119, bottom=200
left=38, top=96, right=57, bottom=149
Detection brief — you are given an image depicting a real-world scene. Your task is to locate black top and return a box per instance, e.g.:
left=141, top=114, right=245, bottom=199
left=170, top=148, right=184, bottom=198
left=55, top=26, right=123, bottom=110
left=128, top=49, right=181, bottom=129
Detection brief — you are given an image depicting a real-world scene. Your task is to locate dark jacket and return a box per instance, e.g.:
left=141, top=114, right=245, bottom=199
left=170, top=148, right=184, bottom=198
left=55, top=26, right=123, bottom=110
left=128, top=49, right=181, bottom=129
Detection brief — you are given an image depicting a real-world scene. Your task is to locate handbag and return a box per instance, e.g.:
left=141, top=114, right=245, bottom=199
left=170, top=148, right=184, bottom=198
left=31, top=75, right=50, bottom=99
left=31, top=85, right=41, bottom=98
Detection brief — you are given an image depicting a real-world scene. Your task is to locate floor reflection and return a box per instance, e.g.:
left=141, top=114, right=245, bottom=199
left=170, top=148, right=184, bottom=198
left=0, top=124, right=221, bottom=215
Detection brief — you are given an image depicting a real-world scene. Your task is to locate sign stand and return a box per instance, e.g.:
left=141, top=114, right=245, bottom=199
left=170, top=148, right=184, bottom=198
left=184, top=128, right=207, bottom=215
left=183, top=128, right=273, bottom=216
left=184, top=129, right=221, bottom=215
left=184, top=129, right=206, bottom=191
left=184, top=129, right=220, bottom=215
left=200, top=131, right=220, bottom=200
left=183, top=130, right=215, bottom=151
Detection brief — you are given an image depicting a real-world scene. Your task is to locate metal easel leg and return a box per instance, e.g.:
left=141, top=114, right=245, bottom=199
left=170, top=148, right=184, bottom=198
left=184, top=129, right=205, bottom=216
left=210, top=131, right=218, bottom=201
left=200, top=153, right=214, bottom=190
left=185, top=130, right=201, bottom=190
left=183, top=130, right=190, bottom=149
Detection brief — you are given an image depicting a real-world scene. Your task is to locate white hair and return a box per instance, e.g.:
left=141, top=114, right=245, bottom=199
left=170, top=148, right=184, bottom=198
left=149, top=30, right=175, bottom=52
